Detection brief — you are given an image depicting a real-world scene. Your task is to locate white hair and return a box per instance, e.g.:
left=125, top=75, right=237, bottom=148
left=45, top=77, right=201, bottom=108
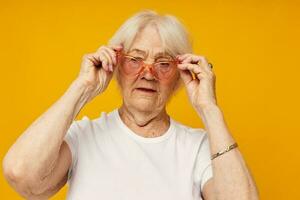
left=108, top=9, right=193, bottom=57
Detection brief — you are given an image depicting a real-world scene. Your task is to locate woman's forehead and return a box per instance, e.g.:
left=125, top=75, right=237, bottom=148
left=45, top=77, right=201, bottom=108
left=127, top=48, right=173, bottom=58
left=124, top=24, right=177, bottom=58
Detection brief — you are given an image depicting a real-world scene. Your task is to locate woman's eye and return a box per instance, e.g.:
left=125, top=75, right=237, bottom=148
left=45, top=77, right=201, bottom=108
left=158, top=62, right=171, bottom=67
left=130, top=57, right=142, bottom=62
left=130, top=58, right=137, bottom=62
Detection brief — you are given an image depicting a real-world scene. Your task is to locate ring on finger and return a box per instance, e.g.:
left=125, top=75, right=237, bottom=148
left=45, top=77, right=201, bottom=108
left=197, top=60, right=213, bottom=70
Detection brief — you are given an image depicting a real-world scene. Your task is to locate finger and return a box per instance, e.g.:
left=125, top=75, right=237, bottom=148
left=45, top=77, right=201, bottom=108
left=100, top=50, right=113, bottom=72
left=109, top=44, right=123, bottom=56
left=179, top=69, right=193, bottom=86
left=99, top=46, right=117, bottom=64
left=196, top=57, right=211, bottom=73
left=93, top=52, right=109, bottom=71
left=105, top=48, right=117, bottom=65
left=182, top=55, right=208, bottom=65
left=110, top=44, right=123, bottom=51
left=177, top=54, right=211, bottom=70
left=102, top=47, right=117, bottom=65
left=96, top=46, right=113, bottom=70
left=179, top=55, right=212, bottom=75
left=85, top=53, right=99, bottom=66
left=100, top=53, right=110, bottom=71
left=176, top=53, right=191, bottom=61
left=178, top=63, right=210, bottom=81
left=178, top=63, right=203, bottom=75
left=110, top=44, right=123, bottom=61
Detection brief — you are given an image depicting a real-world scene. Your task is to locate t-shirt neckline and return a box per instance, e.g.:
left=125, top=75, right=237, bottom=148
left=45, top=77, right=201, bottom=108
left=112, top=108, right=175, bottom=143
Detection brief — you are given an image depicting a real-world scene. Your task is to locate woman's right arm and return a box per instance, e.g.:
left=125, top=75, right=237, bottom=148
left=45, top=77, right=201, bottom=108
left=2, top=45, right=121, bottom=199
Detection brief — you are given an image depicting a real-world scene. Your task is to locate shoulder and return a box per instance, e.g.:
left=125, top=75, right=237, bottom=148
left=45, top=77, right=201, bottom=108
left=171, top=118, right=209, bottom=145
left=172, top=119, right=207, bottom=140
left=66, top=110, right=112, bottom=137
left=75, top=109, right=115, bottom=128
left=71, top=115, right=91, bottom=130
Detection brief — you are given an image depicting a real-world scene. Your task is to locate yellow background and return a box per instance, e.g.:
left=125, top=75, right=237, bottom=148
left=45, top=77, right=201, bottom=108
left=1, top=0, right=299, bottom=199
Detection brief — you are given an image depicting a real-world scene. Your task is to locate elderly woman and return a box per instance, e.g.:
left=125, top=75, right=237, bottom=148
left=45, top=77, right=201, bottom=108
left=3, top=10, right=259, bottom=200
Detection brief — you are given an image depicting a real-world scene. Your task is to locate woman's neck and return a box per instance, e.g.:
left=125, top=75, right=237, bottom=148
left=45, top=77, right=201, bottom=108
left=118, top=105, right=170, bottom=138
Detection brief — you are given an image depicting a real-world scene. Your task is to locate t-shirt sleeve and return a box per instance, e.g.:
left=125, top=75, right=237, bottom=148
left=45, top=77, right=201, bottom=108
left=193, top=131, right=214, bottom=192
left=63, top=119, right=81, bottom=182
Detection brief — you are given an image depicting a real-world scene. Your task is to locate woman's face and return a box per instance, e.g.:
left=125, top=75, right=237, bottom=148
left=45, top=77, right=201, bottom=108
left=117, top=24, right=180, bottom=113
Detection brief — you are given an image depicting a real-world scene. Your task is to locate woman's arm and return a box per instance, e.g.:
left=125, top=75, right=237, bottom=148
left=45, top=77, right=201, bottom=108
left=2, top=78, right=90, bottom=198
left=2, top=45, right=120, bottom=199
left=177, top=53, right=259, bottom=200
left=197, top=104, right=259, bottom=200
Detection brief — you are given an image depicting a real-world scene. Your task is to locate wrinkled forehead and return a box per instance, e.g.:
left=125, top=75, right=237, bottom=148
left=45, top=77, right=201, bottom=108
left=124, top=24, right=176, bottom=58
left=127, top=48, right=174, bottom=59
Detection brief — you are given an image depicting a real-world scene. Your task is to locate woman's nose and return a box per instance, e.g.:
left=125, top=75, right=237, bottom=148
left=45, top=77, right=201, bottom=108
left=140, top=64, right=157, bottom=80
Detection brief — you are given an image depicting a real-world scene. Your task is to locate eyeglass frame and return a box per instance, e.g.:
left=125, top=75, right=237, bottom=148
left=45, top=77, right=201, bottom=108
left=116, top=50, right=180, bottom=81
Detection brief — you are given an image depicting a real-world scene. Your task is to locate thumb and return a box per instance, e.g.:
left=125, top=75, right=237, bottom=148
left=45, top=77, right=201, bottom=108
left=111, top=43, right=123, bottom=51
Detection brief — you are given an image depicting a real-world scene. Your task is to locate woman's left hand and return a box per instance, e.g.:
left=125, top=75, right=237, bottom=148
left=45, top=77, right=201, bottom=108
left=177, top=53, right=217, bottom=111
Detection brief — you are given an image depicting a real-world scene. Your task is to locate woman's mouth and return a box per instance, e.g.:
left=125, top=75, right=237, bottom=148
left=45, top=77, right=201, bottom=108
left=135, top=87, right=157, bottom=93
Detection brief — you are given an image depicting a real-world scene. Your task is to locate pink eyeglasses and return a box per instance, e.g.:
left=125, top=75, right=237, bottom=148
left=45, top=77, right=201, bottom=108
left=116, top=50, right=179, bottom=81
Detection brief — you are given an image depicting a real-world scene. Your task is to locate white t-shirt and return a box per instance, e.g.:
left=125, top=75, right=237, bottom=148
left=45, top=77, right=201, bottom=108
left=64, top=108, right=213, bottom=200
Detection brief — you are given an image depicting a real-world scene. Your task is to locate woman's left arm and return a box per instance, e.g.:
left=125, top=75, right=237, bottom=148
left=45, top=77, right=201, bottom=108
left=177, top=54, right=259, bottom=200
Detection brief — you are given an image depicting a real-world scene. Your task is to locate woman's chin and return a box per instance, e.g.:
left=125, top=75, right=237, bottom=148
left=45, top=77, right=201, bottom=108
left=132, top=98, right=158, bottom=111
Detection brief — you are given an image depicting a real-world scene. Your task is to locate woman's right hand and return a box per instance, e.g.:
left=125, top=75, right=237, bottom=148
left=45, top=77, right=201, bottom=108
left=76, top=45, right=122, bottom=103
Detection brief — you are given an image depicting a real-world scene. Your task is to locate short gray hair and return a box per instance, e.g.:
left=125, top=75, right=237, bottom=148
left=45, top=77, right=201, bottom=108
left=108, top=9, right=193, bottom=57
